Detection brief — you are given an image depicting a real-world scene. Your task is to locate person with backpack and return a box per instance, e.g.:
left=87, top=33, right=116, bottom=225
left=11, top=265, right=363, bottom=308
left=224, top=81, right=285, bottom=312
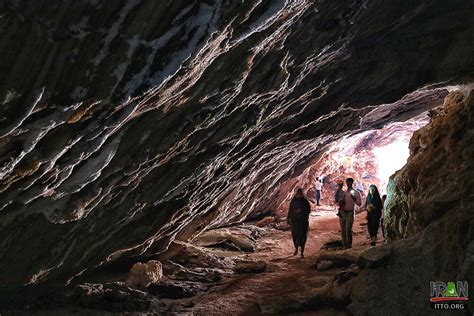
left=339, top=178, right=362, bottom=248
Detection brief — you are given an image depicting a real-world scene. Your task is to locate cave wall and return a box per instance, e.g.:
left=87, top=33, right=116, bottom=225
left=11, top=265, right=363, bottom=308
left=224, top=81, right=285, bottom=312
left=338, top=90, right=474, bottom=315
left=385, top=91, right=474, bottom=239
left=0, top=0, right=473, bottom=288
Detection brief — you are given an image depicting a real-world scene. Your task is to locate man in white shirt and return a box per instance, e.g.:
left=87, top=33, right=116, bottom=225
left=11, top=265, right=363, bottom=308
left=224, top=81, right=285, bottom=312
left=315, top=177, right=323, bottom=206
left=339, top=177, right=362, bottom=248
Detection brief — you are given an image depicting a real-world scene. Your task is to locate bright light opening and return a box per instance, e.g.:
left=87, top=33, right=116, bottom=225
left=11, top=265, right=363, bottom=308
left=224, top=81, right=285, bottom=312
left=274, top=114, right=429, bottom=209
left=372, top=138, right=410, bottom=191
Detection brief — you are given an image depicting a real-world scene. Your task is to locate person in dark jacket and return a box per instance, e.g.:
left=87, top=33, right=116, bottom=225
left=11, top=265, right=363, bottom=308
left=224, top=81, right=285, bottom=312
left=365, top=184, right=383, bottom=246
left=287, top=188, right=311, bottom=258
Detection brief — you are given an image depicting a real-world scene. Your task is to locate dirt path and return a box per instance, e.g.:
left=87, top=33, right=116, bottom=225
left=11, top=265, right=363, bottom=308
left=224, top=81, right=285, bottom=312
left=185, top=207, right=371, bottom=315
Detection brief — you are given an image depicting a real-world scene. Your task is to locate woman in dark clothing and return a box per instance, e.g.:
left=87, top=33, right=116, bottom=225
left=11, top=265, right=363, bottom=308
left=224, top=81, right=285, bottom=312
left=287, top=188, right=311, bottom=258
left=365, top=185, right=383, bottom=246
left=381, top=194, right=387, bottom=242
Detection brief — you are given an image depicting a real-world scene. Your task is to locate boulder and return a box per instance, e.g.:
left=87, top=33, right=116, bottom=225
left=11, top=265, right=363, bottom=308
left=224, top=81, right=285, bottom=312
left=163, top=261, right=227, bottom=283
left=164, top=241, right=233, bottom=269
left=192, top=226, right=261, bottom=252
left=321, top=268, right=359, bottom=307
left=126, top=261, right=163, bottom=289
left=333, top=269, right=360, bottom=285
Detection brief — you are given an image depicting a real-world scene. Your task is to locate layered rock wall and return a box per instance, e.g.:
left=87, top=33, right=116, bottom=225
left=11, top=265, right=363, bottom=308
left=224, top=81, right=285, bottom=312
left=0, top=0, right=473, bottom=288
left=385, top=91, right=474, bottom=239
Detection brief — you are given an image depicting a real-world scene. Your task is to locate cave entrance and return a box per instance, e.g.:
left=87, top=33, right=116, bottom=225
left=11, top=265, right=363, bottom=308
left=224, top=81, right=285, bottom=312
left=276, top=113, right=430, bottom=212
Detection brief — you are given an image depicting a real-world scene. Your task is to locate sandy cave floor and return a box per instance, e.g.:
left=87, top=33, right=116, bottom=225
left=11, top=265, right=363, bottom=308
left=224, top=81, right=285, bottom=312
left=179, top=206, right=375, bottom=315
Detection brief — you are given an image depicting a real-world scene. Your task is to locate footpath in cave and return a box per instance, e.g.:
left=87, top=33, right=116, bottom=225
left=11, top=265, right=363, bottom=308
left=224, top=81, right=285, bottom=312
left=187, top=206, right=370, bottom=315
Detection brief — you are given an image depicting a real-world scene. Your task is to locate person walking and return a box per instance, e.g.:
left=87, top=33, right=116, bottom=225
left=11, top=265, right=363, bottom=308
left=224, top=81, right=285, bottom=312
left=365, top=185, right=384, bottom=246
left=334, top=179, right=345, bottom=217
left=339, top=178, right=361, bottom=248
left=315, top=177, right=323, bottom=206
left=287, top=188, right=311, bottom=258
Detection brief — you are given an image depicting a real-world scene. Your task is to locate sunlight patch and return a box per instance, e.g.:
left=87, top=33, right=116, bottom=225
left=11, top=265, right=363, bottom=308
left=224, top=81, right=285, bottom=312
left=372, top=138, right=410, bottom=191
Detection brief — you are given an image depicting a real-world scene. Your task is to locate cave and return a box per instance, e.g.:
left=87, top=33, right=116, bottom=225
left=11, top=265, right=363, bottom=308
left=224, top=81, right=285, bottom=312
left=270, top=113, right=430, bottom=212
left=0, top=1, right=473, bottom=315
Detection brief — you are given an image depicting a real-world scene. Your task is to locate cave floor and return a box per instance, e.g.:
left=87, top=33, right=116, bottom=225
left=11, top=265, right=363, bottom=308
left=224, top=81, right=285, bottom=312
left=181, top=207, right=373, bottom=315
left=4, top=207, right=376, bottom=315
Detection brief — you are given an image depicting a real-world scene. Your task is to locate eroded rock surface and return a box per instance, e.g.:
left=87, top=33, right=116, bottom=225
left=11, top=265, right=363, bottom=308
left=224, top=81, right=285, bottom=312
left=386, top=91, right=474, bottom=239
left=0, top=1, right=473, bottom=310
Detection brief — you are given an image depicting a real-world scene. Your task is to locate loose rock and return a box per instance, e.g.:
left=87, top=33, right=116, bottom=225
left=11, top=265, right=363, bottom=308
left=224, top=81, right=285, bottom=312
left=126, top=261, right=163, bottom=289
left=163, top=261, right=227, bottom=283
left=193, top=226, right=261, bottom=252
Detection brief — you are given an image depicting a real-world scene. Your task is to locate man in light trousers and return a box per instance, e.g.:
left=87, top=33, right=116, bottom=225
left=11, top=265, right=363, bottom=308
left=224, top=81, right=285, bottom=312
left=339, top=177, right=362, bottom=248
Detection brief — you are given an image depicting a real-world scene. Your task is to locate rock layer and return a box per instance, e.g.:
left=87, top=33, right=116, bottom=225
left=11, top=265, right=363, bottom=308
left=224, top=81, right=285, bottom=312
left=385, top=91, right=474, bottom=239
left=0, top=0, right=473, bottom=290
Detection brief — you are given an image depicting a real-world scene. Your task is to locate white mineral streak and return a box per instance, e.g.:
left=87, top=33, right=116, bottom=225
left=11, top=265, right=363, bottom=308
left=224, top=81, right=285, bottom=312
left=93, top=0, right=142, bottom=66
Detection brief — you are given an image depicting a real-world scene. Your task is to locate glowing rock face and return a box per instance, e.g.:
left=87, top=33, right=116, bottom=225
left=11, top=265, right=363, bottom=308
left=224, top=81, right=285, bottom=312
left=373, top=139, right=410, bottom=190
